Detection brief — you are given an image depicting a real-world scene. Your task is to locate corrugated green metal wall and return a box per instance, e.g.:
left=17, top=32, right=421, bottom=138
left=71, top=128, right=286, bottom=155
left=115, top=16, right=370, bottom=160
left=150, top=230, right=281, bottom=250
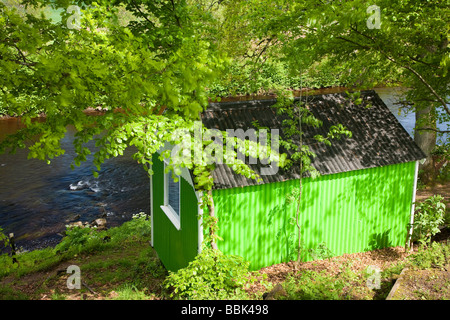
left=152, top=155, right=199, bottom=272
left=213, top=161, right=416, bottom=270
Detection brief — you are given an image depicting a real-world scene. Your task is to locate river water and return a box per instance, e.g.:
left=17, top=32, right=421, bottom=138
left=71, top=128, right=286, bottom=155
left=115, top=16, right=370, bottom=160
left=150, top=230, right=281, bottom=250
left=0, top=125, right=150, bottom=252
left=0, top=87, right=448, bottom=252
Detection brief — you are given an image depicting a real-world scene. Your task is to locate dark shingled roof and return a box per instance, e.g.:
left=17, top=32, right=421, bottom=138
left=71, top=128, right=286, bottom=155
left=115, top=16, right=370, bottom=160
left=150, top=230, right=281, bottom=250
left=201, top=90, right=426, bottom=190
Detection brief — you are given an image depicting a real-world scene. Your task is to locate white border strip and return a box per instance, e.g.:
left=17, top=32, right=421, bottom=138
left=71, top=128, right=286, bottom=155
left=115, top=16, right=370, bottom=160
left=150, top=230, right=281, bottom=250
left=161, top=160, right=181, bottom=230
left=406, top=160, right=419, bottom=250
left=160, top=205, right=181, bottom=230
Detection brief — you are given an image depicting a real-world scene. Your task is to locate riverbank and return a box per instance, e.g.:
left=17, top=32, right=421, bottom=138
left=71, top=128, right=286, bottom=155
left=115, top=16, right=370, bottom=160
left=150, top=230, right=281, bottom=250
left=0, top=184, right=449, bottom=300
left=1, top=210, right=449, bottom=301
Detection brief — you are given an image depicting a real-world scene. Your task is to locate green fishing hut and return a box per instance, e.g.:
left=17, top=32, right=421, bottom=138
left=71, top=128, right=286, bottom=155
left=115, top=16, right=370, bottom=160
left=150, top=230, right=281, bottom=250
left=150, top=90, right=425, bottom=271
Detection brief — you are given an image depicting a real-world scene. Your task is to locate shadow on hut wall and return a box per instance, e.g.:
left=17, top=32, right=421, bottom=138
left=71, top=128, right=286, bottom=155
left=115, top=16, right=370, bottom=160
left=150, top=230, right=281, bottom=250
left=281, top=175, right=325, bottom=263
left=265, top=183, right=305, bottom=264
left=365, top=230, right=393, bottom=251
left=352, top=161, right=412, bottom=252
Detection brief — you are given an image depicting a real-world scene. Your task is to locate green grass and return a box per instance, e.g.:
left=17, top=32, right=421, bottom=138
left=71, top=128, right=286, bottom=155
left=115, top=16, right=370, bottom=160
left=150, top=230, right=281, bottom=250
left=0, top=213, right=167, bottom=300
left=1, top=213, right=449, bottom=300
left=109, top=284, right=151, bottom=300
left=408, top=241, right=450, bottom=269
left=280, top=262, right=370, bottom=300
left=0, top=285, right=30, bottom=300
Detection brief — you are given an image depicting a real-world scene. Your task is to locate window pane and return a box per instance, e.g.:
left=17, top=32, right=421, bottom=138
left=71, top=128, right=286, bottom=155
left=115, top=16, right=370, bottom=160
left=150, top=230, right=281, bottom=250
left=168, top=174, right=180, bottom=216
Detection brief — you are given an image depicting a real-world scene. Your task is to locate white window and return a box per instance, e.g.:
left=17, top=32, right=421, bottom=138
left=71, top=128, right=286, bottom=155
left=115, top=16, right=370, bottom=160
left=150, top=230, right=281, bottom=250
left=160, top=162, right=181, bottom=230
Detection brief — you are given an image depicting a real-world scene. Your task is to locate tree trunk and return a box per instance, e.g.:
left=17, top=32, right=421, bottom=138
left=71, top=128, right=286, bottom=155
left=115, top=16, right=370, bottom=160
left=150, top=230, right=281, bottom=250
left=296, top=108, right=303, bottom=264
left=414, top=105, right=437, bottom=184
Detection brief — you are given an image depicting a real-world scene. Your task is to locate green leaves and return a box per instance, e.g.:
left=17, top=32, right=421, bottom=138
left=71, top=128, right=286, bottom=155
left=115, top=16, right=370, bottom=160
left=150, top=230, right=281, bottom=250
left=0, top=0, right=229, bottom=178
left=0, top=226, right=10, bottom=249
left=163, top=247, right=252, bottom=300
left=412, top=195, right=447, bottom=246
left=224, top=0, right=449, bottom=148
left=409, top=241, right=450, bottom=270
left=276, top=99, right=352, bottom=177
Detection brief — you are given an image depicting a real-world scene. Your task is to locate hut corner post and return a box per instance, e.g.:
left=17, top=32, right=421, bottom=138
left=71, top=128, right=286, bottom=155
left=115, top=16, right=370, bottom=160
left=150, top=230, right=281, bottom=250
left=406, top=160, right=420, bottom=252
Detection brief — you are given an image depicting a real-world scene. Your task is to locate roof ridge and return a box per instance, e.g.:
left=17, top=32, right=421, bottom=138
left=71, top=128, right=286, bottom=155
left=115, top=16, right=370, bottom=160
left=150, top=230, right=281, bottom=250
left=205, top=90, right=379, bottom=112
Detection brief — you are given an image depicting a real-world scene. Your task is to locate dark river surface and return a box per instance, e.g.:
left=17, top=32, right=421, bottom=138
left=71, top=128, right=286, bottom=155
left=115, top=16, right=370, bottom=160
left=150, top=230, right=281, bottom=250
left=0, top=124, right=150, bottom=252
left=0, top=87, right=448, bottom=252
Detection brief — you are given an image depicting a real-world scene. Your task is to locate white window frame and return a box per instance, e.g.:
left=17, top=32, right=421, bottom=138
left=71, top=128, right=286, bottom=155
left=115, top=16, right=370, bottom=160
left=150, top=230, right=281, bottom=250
left=160, top=161, right=181, bottom=230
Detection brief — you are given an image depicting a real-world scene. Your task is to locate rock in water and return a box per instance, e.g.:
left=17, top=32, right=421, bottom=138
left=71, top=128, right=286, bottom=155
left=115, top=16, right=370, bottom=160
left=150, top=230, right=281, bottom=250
left=68, top=221, right=83, bottom=228
left=93, top=218, right=107, bottom=230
